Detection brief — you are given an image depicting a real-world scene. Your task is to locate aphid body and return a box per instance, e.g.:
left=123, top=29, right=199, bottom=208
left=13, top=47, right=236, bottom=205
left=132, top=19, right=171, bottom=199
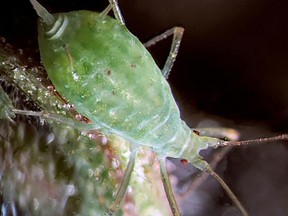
left=35, top=5, right=217, bottom=165
left=29, top=0, right=248, bottom=215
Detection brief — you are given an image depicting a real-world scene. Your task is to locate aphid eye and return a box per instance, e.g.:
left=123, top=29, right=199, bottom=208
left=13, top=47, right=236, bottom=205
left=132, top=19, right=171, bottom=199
left=180, top=159, right=188, bottom=165
left=193, top=130, right=200, bottom=135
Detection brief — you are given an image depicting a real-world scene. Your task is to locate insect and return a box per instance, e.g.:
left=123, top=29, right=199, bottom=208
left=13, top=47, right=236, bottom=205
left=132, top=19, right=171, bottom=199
left=23, top=0, right=288, bottom=215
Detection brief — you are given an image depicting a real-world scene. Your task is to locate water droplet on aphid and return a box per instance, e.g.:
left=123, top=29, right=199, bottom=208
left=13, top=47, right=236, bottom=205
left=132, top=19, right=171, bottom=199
left=111, top=158, right=120, bottom=169
left=72, top=70, right=79, bottom=81
left=101, top=135, right=108, bottom=145
left=127, top=186, right=132, bottom=193
left=66, top=184, right=76, bottom=196
left=63, top=103, right=72, bottom=110
left=75, top=113, right=83, bottom=121
left=88, top=133, right=96, bottom=139
left=46, top=133, right=55, bottom=144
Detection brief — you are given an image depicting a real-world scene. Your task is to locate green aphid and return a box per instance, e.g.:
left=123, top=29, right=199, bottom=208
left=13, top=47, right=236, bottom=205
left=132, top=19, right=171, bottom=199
left=29, top=0, right=249, bottom=215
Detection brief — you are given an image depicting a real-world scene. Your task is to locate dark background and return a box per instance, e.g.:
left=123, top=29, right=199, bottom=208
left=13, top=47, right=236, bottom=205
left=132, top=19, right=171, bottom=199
left=1, top=0, right=288, bottom=215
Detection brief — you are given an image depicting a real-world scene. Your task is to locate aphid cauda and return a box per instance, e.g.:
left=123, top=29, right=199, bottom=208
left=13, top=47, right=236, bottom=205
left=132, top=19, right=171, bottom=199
left=26, top=0, right=288, bottom=215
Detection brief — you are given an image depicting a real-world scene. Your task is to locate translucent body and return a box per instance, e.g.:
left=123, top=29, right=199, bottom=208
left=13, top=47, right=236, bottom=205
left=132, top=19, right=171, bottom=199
left=37, top=11, right=205, bottom=159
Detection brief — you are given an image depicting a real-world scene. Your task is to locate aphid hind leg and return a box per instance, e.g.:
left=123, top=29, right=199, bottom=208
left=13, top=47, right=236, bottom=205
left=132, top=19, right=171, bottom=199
left=109, top=148, right=137, bottom=215
left=158, top=157, right=181, bottom=216
left=144, top=27, right=184, bottom=79
left=192, top=157, right=249, bottom=216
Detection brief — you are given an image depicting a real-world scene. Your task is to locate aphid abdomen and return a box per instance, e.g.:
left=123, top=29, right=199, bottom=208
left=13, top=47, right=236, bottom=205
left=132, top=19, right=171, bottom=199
left=38, top=10, right=185, bottom=149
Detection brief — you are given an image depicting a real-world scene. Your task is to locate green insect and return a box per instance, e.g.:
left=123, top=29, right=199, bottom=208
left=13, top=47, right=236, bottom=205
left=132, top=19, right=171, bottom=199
left=28, top=0, right=248, bottom=215
left=26, top=0, right=288, bottom=215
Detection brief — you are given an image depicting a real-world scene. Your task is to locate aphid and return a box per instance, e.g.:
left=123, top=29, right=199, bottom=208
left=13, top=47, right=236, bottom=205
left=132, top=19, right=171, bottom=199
left=26, top=0, right=288, bottom=215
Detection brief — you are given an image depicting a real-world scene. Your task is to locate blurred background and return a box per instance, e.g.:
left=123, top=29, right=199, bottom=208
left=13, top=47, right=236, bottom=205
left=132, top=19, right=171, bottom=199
left=1, top=0, right=288, bottom=215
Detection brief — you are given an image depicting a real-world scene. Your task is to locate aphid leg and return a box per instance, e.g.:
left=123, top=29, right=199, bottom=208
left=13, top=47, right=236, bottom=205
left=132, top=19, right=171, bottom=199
left=108, top=0, right=125, bottom=25
left=144, top=27, right=184, bottom=79
left=192, top=157, right=249, bottom=216
left=99, top=4, right=112, bottom=18
left=185, top=147, right=232, bottom=193
left=109, top=148, right=137, bottom=215
left=12, top=109, right=101, bottom=131
left=158, top=157, right=181, bottom=216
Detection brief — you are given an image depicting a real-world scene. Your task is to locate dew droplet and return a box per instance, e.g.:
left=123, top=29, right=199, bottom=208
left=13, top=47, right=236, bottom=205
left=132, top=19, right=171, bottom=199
left=17, top=49, right=24, bottom=55
left=46, top=133, right=55, bottom=144
left=75, top=113, right=83, bottom=121
left=47, top=85, right=54, bottom=91
left=111, top=158, right=120, bottom=169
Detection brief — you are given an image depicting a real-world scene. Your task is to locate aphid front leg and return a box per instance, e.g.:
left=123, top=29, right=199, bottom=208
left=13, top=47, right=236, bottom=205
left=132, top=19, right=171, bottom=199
left=159, top=157, right=181, bottom=216
left=109, top=148, right=137, bottom=215
left=144, top=27, right=184, bottom=79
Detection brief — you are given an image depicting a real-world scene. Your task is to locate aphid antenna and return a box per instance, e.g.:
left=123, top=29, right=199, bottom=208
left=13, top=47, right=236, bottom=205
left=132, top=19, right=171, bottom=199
left=220, top=133, right=288, bottom=147
left=30, top=0, right=54, bottom=26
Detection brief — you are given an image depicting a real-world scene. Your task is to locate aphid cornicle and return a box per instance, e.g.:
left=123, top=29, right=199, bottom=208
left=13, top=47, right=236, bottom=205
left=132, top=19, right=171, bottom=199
left=29, top=0, right=249, bottom=215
